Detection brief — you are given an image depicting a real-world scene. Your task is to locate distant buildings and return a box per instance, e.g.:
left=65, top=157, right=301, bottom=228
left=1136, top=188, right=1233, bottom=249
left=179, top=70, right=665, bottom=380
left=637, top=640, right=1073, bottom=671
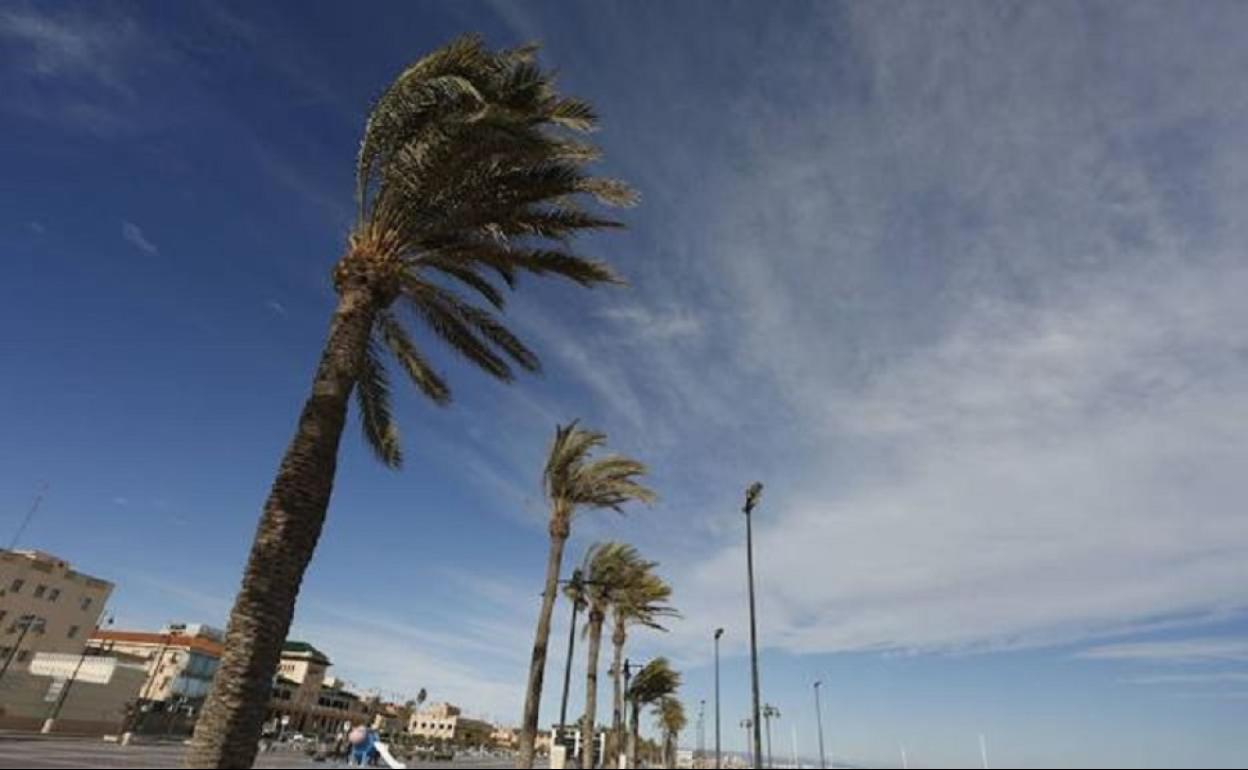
left=1, top=548, right=519, bottom=746
left=1, top=549, right=113, bottom=665
left=406, top=701, right=493, bottom=746
left=0, top=549, right=141, bottom=734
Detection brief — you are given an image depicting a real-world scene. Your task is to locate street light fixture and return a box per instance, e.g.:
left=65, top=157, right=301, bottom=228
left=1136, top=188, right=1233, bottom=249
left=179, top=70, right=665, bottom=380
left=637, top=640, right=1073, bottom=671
left=814, top=680, right=827, bottom=769
left=762, top=704, right=781, bottom=769
left=556, top=569, right=586, bottom=735
left=740, top=718, right=754, bottom=768
left=714, top=628, right=724, bottom=769
left=743, top=481, right=764, bottom=770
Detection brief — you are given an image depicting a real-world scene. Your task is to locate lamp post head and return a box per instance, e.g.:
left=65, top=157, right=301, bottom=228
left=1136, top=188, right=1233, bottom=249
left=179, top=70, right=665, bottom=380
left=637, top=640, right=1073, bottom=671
left=714, top=628, right=724, bottom=640
left=814, top=680, right=822, bottom=690
left=743, top=482, right=764, bottom=514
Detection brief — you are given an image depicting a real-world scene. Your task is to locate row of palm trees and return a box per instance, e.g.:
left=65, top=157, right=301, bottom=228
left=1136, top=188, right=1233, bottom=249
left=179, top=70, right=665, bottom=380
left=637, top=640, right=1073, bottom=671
left=185, top=36, right=649, bottom=769
left=517, top=418, right=689, bottom=768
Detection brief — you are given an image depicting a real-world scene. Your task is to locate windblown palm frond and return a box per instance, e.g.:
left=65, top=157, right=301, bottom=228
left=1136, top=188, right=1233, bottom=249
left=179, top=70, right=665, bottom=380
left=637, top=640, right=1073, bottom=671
left=614, top=568, right=678, bottom=633
left=543, top=422, right=656, bottom=515
left=627, top=657, right=680, bottom=706
left=654, top=695, right=687, bottom=735
left=580, top=542, right=649, bottom=619
left=345, top=36, right=635, bottom=466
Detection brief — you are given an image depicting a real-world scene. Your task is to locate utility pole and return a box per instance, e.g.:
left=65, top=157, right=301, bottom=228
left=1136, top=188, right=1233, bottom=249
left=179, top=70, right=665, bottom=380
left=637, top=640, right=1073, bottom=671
left=557, top=569, right=586, bottom=734
left=43, top=614, right=114, bottom=732
left=743, top=482, right=765, bottom=770
left=697, top=699, right=706, bottom=760
left=7, top=482, right=48, bottom=550
left=814, top=680, right=827, bottom=769
left=0, top=614, right=45, bottom=682
left=762, top=704, right=780, bottom=769
left=714, top=628, right=724, bottom=769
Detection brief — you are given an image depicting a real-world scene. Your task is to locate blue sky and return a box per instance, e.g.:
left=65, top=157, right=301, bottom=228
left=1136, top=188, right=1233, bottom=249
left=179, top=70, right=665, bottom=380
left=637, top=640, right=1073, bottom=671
left=3, top=1, right=1248, bottom=767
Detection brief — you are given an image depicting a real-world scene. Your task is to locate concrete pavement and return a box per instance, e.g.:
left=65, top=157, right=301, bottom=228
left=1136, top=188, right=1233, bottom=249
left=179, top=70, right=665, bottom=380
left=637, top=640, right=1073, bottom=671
left=0, top=736, right=523, bottom=769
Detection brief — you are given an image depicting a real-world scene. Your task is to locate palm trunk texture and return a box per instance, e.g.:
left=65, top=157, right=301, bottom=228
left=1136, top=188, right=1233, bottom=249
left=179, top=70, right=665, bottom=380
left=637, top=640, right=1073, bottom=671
left=582, top=608, right=605, bottom=770
left=186, top=286, right=375, bottom=768
left=517, top=525, right=569, bottom=768
left=610, top=623, right=626, bottom=766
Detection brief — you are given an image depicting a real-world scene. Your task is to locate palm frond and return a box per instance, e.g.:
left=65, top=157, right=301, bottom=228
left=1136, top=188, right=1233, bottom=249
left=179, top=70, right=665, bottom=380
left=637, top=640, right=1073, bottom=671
left=376, top=311, right=451, bottom=405
left=356, top=339, right=402, bottom=468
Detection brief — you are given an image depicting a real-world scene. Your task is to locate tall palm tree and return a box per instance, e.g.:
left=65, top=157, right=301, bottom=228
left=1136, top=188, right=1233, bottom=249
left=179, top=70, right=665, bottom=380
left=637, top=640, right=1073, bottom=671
left=655, top=696, right=687, bottom=769
left=187, top=36, right=634, bottom=769
left=627, top=657, right=680, bottom=768
left=517, top=433, right=654, bottom=768
left=610, top=566, right=677, bottom=764
left=576, top=542, right=646, bottom=770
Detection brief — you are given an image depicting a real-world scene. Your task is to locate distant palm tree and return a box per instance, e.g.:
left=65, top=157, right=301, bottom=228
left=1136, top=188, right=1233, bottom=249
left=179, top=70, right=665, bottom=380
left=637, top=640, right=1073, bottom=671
left=627, top=657, right=680, bottom=767
left=186, top=36, right=634, bottom=769
left=517, top=434, right=654, bottom=768
left=577, top=542, right=646, bottom=770
left=654, top=696, right=687, bottom=768
left=610, top=565, right=677, bottom=763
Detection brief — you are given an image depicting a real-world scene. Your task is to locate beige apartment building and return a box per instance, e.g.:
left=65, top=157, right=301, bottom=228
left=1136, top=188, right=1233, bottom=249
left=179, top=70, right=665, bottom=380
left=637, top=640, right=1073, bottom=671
left=0, top=549, right=113, bottom=668
left=89, top=623, right=224, bottom=704
left=0, top=549, right=141, bottom=735
left=266, top=641, right=374, bottom=736
left=407, top=701, right=492, bottom=747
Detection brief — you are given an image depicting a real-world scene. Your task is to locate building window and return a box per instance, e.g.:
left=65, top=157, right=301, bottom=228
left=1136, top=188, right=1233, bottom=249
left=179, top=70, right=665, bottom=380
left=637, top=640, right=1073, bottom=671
left=9, top=579, right=23, bottom=594
left=48, top=588, right=60, bottom=602
left=0, top=611, right=6, bottom=625
left=67, top=625, right=80, bottom=639
left=33, top=584, right=47, bottom=598
left=80, top=597, right=93, bottom=611
left=16, top=650, right=30, bottom=663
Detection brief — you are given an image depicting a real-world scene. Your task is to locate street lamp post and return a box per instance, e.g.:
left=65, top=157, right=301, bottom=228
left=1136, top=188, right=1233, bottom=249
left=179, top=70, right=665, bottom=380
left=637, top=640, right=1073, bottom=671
left=743, top=482, right=765, bottom=770
left=0, top=614, right=46, bottom=682
left=714, top=628, right=724, bottom=769
left=814, top=680, right=827, bottom=769
left=740, top=718, right=754, bottom=768
left=43, top=614, right=114, bottom=732
left=557, top=569, right=586, bottom=735
left=762, top=704, right=780, bottom=769
left=697, top=699, right=706, bottom=760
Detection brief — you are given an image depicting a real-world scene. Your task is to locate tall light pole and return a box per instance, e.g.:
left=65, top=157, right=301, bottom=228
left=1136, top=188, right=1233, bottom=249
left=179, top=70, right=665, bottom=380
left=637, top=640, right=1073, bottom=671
left=762, top=704, right=780, bottom=768
left=697, top=699, right=706, bottom=760
left=714, top=628, right=724, bottom=769
left=743, top=482, right=765, bottom=770
left=0, top=614, right=45, bottom=682
left=557, top=569, right=586, bottom=735
left=44, top=614, right=113, bottom=732
left=814, top=680, right=827, bottom=769
left=740, top=718, right=754, bottom=768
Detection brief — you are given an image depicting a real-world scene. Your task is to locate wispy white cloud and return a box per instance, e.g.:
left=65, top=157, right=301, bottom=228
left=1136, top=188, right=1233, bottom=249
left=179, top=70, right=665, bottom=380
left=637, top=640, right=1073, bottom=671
left=1123, top=672, right=1248, bottom=686
left=264, top=299, right=289, bottom=318
left=1080, top=639, right=1248, bottom=664
left=0, top=7, right=138, bottom=95
left=121, top=220, right=159, bottom=256
left=517, top=2, right=1248, bottom=664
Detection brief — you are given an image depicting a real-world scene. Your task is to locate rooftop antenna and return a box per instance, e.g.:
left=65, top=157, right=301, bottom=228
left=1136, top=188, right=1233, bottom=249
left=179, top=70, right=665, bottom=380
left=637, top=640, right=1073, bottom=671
left=8, top=481, right=49, bottom=551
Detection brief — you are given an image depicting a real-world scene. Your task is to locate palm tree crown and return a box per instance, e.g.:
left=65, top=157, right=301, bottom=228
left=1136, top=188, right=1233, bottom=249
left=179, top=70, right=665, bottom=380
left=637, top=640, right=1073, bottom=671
left=543, top=422, right=656, bottom=528
left=348, top=36, right=636, bottom=467
left=627, top=657, right=681, bottom=706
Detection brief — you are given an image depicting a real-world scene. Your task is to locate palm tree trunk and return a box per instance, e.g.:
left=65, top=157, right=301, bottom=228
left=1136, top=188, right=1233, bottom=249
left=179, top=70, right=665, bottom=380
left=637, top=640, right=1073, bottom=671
left=582, top=608, right=605, bottom=770
left=610, top=622, right=626, bottom=768
left=185, top=286, right=376, bottom=768
left=517, top=521, right=569, bottom=768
